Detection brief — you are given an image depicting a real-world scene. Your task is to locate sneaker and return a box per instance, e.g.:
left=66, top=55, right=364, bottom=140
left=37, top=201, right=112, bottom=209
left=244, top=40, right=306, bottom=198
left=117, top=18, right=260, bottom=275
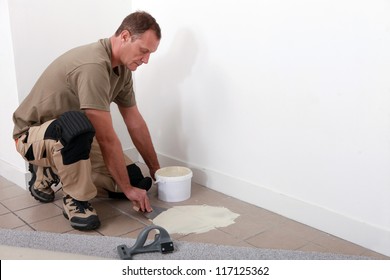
left=127, top=164, right=152, bottom=191
left=136, top=177, right=152, bottom=192
left=28, top=164, right=60, bottom=203
left=62, top=195, right=100, bottom=230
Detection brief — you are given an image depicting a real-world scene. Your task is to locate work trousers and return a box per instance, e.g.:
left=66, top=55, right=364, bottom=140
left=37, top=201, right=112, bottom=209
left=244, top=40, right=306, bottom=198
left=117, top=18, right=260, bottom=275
left=15, top=119, right=132, bottom=201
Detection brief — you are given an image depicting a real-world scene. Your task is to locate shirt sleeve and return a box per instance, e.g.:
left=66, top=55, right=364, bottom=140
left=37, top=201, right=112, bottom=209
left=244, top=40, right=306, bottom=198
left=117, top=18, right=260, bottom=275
left=113, top=76, right=136, bottom=107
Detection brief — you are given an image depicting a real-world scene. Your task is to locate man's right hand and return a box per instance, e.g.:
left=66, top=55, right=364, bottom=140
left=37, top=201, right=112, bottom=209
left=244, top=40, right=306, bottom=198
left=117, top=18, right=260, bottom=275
left=125, top=186, right=152, bottom=213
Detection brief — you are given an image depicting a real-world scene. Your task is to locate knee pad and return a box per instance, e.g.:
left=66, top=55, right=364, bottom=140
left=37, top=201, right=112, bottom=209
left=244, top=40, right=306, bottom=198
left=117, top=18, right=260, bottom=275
left=46, top=111, right=95, bottom=165
left=56, top=111, right=95, bottom=146
left=61, top=132, right=94, bottom=165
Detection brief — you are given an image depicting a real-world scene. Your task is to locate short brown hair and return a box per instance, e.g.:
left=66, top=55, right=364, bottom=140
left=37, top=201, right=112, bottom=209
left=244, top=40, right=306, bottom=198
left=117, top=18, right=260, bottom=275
left=115, top=11, right=161, bottom=40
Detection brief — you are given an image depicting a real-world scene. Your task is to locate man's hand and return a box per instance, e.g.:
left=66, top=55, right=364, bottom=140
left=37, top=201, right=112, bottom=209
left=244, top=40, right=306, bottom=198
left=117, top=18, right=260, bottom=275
left=125, top=187, right=152, bottom=212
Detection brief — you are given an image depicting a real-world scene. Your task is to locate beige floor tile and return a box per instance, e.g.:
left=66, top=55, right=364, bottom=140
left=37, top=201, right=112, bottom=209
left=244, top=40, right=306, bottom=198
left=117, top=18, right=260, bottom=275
left=219, top=214, right=271, bottom=240
left=360, top=249, right=390, bottom=260
left=92, top=199, right=129, bottom=221
left=311, top=233, right=368, bottom=256
left=219, top=196, right=270, bottom=216
left=97, top=214, right=146, bottom=236
left=105, top=200, right=153, bottom=226
left=276, top=220, right=330, bottom=242
left=105, top=198, right=137, bottom=214
left=30, top=214, right=74, bottom=233
left=177, top=184, right=228, bottom=207
left=14, top=203, right=63, bottom=224
left=297, top=242, right=330, bottom=253
left=244, top=209, right=291, bottom=230
left=14, top=224, right=35, bottom=231
left=0, top=203, right=10, bottom=215
left=0, top=213, right=26, bottom=229
left=1, top=194, right=41, bottom=212
left=0, top=177, right=15, bottom=189
left=0, top=185, right=28, bottom=201
left=235, top=241, right=255, bottom=248
left=178, top=228, right=243, bottom=246
left=245, top=227, right=309, bottom=250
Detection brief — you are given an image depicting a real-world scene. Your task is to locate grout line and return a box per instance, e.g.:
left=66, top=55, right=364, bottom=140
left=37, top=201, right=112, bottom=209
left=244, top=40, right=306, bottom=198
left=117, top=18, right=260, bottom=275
left=98, top=199, right=151, bottom=227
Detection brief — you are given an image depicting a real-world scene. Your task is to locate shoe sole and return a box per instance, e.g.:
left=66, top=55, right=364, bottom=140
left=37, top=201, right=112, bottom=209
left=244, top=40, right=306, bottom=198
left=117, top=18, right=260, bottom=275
left=63, top=211, right=101, bottom=231
left=29, top=185, right=55, bottom=203
left=28, top=164, right=56, bottom=203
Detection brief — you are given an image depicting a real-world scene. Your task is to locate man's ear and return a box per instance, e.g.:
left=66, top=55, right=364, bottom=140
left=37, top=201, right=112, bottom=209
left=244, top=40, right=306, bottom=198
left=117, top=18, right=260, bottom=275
left=121, top=30, right=131, bottom=42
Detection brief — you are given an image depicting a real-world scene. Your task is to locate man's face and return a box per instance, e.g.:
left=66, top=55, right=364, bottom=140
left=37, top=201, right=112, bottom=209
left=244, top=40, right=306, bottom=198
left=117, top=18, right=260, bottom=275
left=120, top=29, right=160, bottom=71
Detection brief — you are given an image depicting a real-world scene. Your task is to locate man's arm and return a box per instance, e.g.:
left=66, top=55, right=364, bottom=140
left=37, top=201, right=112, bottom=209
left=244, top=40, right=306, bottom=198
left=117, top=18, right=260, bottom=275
left=84, top=109, right=152, bottom=212
left=118, top=105, right=160, bottom=179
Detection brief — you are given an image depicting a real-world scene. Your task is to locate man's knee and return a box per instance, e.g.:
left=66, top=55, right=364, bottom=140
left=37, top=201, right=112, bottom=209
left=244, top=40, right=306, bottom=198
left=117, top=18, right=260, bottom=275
left=45, top=111, right=95, bottom=165
left=61, top=132, right=95, bottom=165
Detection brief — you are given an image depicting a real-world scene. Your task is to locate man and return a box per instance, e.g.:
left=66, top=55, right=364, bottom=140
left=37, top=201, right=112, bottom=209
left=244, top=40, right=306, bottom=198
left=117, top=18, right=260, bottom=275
left=12, top=11, right=161, bottom=231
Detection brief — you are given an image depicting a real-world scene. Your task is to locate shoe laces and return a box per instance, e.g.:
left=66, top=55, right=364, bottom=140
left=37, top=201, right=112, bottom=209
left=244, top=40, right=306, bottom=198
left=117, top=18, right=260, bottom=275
left=69, top=198, right=93, bottom=214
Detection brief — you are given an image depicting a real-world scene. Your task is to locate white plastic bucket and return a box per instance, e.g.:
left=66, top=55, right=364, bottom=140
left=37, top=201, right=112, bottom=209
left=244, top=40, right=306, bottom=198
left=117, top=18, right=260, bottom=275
left=155, top=166, right=193, bottom=202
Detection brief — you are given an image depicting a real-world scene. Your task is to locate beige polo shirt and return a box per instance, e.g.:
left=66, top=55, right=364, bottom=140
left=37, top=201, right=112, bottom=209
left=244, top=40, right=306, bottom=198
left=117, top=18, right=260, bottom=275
left=13, top=38, right=135, bottom=138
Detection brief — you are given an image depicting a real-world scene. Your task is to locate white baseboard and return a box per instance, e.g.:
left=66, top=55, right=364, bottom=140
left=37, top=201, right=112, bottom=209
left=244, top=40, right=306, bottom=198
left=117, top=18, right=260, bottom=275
left=154, top=152, right=390, bottom=257
left=0, top=159, right=29, bottom=190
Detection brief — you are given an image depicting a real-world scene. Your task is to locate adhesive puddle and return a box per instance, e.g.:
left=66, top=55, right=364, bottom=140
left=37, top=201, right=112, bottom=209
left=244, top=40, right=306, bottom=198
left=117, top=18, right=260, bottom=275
left=152, top=205, right=240, bottom=235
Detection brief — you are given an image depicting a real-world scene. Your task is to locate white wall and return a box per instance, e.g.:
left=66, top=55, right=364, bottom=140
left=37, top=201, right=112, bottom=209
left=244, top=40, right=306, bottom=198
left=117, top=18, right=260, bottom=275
left=0, top=0, right=26, bottom=185
left=132, top=0, right=390, bottom=256
left=0, top=0, right=135, bottom=188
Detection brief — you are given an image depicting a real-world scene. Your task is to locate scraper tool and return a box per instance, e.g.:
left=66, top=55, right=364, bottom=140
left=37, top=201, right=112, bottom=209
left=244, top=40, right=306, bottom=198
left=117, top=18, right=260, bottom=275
left=133, top=205, right=168, bottom=220
left=117, top=225, right=174, bottom=259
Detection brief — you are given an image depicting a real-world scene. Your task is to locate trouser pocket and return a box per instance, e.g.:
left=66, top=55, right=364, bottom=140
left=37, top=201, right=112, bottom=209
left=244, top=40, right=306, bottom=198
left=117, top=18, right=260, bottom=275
left=15, top=120, right=55, bottom=162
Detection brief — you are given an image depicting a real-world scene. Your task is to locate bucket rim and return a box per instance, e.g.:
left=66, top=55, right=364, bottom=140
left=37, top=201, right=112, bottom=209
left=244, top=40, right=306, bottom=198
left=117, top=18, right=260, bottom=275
left=156, top=165, right=192, bottom=171
left=155, top=166, right=193, bottom=182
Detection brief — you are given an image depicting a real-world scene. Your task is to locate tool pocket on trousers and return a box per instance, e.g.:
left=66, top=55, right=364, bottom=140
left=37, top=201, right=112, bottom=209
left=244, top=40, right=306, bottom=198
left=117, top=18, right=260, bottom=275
left=24, top=145, right=35, bottom=161
left=16, top=133, right=48, bottom=162
left=22, top=141, right=48, bottom=162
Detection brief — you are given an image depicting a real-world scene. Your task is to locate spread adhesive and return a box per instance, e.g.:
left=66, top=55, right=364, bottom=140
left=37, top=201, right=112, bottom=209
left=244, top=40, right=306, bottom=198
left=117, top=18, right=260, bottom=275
left=151, top=205, right=240, bottom=235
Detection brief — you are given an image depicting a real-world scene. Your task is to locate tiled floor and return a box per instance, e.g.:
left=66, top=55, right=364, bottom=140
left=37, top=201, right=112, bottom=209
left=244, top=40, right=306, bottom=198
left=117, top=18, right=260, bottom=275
left=0, top=165, right=388, bottom=259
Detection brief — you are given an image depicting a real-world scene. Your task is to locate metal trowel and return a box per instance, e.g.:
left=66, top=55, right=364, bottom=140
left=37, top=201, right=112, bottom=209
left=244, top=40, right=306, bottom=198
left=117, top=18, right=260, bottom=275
left=133, top=205, right=168, bottom=220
